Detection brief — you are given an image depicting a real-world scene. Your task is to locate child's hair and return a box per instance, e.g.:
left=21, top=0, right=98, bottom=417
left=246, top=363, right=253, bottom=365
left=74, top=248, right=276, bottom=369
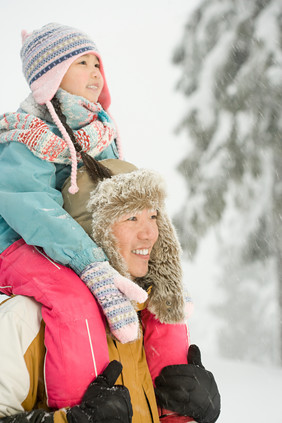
left=51, top=96, right=113, bottom=182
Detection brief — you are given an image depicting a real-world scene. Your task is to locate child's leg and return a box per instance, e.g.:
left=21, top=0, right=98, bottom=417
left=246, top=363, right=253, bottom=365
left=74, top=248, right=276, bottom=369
left=0, top=239, right=109, bottom=408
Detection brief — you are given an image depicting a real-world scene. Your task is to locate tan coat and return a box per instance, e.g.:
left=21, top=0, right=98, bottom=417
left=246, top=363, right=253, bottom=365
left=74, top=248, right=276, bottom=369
left=108, top=331, right=160, bottom=422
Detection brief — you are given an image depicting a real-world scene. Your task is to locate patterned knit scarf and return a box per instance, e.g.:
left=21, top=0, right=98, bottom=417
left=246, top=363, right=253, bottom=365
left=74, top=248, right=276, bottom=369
left=0, top=89, right=117, bottom=165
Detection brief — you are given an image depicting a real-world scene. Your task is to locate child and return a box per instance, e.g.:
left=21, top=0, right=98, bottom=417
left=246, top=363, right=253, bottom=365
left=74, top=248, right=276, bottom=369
left=0, top=23, right=147, bottom=409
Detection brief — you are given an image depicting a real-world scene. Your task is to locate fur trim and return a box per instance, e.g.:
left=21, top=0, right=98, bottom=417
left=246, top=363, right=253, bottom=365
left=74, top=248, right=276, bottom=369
left=87, top=168, right=185, bottom=323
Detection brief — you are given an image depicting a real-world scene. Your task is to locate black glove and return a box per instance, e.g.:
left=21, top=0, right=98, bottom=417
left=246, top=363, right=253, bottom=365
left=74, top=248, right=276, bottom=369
left=0, top=361, right=132, bottom=423
left=67, top=360, right=133, bottom=423
left=155, top=345, right=220, bottom=423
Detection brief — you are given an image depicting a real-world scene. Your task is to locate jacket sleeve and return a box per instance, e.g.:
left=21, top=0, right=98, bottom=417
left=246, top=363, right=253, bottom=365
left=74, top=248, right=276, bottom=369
left=0, top=296, right=46, bottom=418
left=0, top=142, right=107, bottom=273
left=0, top=296, right=40, bottom=417
left=0, top=409, right=67, bottom=423
left=0, top=295, right=68, bottom=423
left=141, top=308, right=190, bottom=384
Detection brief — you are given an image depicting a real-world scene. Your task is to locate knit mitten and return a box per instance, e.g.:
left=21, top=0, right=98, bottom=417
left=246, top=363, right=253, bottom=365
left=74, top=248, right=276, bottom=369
left=80, top=262, right=148, bottom=343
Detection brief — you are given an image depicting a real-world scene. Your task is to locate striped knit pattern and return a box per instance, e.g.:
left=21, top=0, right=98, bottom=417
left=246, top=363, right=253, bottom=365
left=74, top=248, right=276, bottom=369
left=21, top=23, right=99, bottom=86
left=0, top=110, right=115, bottom=164
left=0, top=90, right=116, bottom=165
left=81, top=262, right=139, bottom=343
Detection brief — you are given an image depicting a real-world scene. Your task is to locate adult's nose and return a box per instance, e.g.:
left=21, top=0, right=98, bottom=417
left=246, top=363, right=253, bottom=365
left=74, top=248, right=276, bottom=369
left=138, top=221, right=159, bottom=241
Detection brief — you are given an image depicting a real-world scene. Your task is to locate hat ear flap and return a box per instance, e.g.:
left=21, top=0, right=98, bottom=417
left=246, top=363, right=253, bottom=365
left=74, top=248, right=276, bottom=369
left=138, top=211, right=186, bottom=324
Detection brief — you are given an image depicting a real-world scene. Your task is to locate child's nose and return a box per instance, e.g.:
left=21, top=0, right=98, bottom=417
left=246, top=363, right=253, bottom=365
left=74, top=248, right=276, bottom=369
left=91, top=67, right=100, bottom=78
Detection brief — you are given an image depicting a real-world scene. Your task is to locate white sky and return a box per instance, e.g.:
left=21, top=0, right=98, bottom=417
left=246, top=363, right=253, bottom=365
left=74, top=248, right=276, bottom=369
left=0, top=0, right=199, bottom=214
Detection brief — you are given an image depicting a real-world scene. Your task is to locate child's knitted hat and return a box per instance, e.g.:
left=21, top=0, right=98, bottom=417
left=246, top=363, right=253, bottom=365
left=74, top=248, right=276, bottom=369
left=20, top=23, right=113, bottom=194
left=20, top=23, right=111, bottom=109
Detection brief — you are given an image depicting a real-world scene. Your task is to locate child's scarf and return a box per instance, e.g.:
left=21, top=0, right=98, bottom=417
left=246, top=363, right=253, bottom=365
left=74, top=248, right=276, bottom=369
left=0, top=89, right=117, bottom=165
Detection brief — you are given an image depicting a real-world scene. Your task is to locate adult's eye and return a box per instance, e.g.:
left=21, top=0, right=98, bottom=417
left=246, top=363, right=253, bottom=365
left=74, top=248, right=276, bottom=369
left=127, top=216, right=137, bottom=222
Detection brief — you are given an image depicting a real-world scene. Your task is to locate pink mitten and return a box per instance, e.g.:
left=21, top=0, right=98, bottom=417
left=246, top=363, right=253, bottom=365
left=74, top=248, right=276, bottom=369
left=80, top=261, right=147, bottom=343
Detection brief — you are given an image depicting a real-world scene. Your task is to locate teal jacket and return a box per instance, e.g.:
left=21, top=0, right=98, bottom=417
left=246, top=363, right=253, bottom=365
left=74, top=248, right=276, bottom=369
left=0, top=112, right=118, bottom=274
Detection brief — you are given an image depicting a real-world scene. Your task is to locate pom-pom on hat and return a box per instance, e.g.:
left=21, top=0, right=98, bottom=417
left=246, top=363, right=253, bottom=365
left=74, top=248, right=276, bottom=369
left=20, top=23, right=111, bottom=110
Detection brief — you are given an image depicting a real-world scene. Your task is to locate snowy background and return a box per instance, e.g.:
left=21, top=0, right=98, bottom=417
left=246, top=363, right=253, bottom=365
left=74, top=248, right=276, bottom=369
left=1, top=1, right=282, bottom=421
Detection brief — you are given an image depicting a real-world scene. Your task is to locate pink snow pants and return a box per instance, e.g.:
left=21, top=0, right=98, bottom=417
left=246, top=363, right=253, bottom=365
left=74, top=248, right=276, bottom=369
left=0, top=239, right=109, bottom=408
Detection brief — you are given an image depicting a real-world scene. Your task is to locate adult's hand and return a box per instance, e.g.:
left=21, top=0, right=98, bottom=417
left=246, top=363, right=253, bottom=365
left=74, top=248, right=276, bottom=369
left=68, top=360, right=133, bottom=423
left=155, top=345, right=220, bottom=423
left=0, top=361, right=132, bottom=423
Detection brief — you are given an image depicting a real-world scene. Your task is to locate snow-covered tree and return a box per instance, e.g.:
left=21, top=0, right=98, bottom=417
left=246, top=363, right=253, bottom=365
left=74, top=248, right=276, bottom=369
left=173, top=0, right=282, bottom=364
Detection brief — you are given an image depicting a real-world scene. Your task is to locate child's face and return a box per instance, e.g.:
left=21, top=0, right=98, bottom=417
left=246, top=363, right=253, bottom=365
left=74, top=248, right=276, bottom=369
left=60, top=54, right=104, bottom=103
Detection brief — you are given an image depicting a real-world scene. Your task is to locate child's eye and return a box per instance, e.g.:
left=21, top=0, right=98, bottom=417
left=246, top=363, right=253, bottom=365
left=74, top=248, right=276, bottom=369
left=95, top=63, right=100, bottom=69
left=78, top=60, right=87, bottom=65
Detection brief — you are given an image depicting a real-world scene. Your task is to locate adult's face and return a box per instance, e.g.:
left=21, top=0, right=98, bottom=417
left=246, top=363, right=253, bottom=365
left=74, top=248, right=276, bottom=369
left=111, top=209, right=159, bottom=278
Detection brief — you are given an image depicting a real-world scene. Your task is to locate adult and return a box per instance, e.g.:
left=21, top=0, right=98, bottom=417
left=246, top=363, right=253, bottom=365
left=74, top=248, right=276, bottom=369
left=0, top=159, right=220, bottom=423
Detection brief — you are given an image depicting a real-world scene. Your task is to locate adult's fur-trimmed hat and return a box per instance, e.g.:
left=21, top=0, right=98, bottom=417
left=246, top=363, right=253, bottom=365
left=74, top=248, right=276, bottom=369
left=20, top=22, right=111, bottom=109
left=62, top=159, right=188, bottom=324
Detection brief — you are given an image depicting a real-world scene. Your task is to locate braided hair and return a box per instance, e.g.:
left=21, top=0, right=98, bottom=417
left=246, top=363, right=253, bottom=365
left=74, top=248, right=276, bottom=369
left=51, top=96, right=113, bottom=182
